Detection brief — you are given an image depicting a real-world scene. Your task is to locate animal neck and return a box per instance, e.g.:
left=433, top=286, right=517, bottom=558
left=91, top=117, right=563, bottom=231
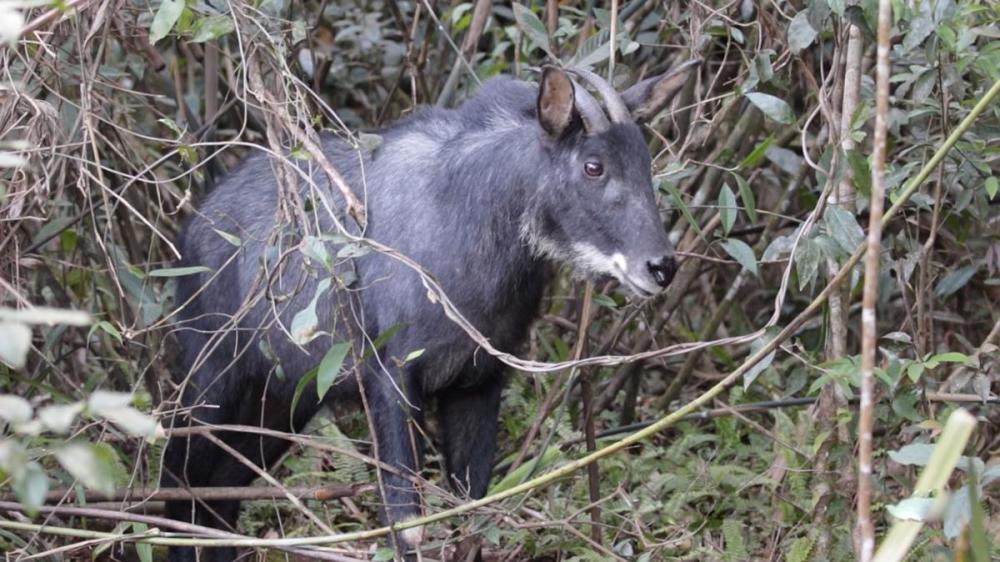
left=451, top=125, right=549, bottom=303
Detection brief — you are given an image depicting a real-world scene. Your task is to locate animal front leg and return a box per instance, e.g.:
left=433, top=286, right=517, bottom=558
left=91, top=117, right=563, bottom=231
left=362, top=369, right=426, bottom=554
left=438, top=374, right=504, bottom=499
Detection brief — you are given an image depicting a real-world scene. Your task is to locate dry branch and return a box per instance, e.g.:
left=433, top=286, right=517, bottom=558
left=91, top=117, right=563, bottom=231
left=857, top=0, right=892, bottom=558
left=0, top=503, right=362, bottom=562
left=0, top=484, right=371, bottom=504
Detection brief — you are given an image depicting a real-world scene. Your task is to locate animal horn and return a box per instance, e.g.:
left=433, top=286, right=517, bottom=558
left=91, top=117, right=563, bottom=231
left=570, top=67, right=631, bottom=124
left=571, top=80, right=610, bottom=133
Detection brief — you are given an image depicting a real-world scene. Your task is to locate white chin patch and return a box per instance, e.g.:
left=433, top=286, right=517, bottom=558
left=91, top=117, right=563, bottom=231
left=399, top=521, right=425, bottom=547
left=611, top=252, right=628, bottom=273
left=571, top=242, right=623, bottom=276
left=571, top=243, right=657, bottom=297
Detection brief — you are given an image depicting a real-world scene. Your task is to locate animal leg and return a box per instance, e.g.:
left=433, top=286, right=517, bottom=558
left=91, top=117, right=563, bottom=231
left=163, top=377, right=317, bottom=562
left=438, top=372, right=504, bottom=499
left=361, top=367, right=426, bottom=556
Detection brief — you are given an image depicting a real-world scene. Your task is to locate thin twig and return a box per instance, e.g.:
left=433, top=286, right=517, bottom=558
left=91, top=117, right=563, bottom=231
left=200, top=432, right=337, bottom=535
left=574, top=284, right=601, bottom=545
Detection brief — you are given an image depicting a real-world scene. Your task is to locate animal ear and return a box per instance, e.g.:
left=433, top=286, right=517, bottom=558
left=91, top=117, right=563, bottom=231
left=537, top=66, right=576, bottom=137
left=621, top=59, right=702, bottom=123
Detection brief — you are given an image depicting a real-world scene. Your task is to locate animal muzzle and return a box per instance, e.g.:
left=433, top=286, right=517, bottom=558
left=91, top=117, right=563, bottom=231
left=646, top=255, right=677, bottom=288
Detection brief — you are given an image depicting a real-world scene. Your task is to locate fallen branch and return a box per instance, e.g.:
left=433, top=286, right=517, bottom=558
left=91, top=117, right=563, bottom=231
left=0, top=502, right=362, bottom=562
left=0, top=484, right=371, bottom=505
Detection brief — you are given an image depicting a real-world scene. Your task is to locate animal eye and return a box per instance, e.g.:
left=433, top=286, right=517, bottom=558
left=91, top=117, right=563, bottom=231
left=584, top=161, right=604, bottom=178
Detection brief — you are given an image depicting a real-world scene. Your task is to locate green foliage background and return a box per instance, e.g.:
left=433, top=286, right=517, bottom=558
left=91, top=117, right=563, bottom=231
left=1, top=0, right=998, bottom=560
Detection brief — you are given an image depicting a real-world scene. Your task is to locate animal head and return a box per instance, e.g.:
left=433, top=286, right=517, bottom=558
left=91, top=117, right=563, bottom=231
left=522, top=60, right=699, bottom=298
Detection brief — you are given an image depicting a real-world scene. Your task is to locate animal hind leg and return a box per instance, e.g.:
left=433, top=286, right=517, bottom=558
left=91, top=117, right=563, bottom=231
left=162, top=364, right=248, bottom=562
left=163, top=374, right=319, bottom=562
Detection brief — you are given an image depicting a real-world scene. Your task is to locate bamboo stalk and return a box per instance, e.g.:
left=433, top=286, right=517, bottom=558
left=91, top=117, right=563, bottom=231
left=871, top=409, right=977, bottom=562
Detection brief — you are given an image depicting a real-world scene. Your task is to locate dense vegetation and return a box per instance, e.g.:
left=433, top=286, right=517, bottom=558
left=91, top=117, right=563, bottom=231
left=1, top=0, right=998, bottom=560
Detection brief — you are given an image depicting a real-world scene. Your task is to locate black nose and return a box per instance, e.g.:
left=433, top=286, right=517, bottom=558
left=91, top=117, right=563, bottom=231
left=647, top=256, right=677, bottom=288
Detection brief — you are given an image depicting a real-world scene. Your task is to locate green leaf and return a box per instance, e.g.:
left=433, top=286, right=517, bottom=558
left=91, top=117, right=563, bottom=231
left=90, top=320, right=123, bottom=345
left=660, top=181, right=703, bottom=239
left=88, top=390, right=133, bottom=411
left=316, top=343, right=351, bottom=401
left=745, top=92, right=795, bottom=125
left=733, top=174, right=758, bottom=224
left=902, top=14, right=935, bottom=52
left=490, top=447, right=563, bottom=494
left=762, top=234, right=795, bottom=262
left=512, top=4, right=554, bottom=58
left=968, top=465, right=989, bottom=562
left=0, top=321, right=32, bottom=369
left=336, top=243, right=370, bottom=258
left=133, top=523, right=153, bottom=562
left=361, top=324, right=403, bottom=361
left=569, top=28, right=611, bottom=69
left=784, top=535, right=815, bottom=562
left=888, top=443, right=934, bottom=466
left=787, top=11, right=818, bottom=53
left=403, top=349, right=425, bottom=363
left=0, top=394, right=33, bottom=424
left=934, top=265, right=977, bottom=299
left=739, top=135, right=774, bottom=169
left=985, top=176, right=998, bottom=199
left=943, top=482, right=971, bottom=539
left=358, top=133, right=383, bottom=153
left=794, top=237, right=820, bottom=290
left=449, top=3, right=473, bottom=25
left=846, top=149, right=872, bottom=195
left=719, top=183, right=738, bottom=235
left=928, top=352, right=970, bottom=365
left=823, top=205, right=865, bottom=254
left=149, top=0, right=186, bottom=44
left=743, top=328, right=777, bottom=389
left=290, top=278, right=331, bottom=345
left=157, top=117, right=186, bottom=139
left=722, top=519, right=748, bottom=561
left=103, top=406, right=160, bottom=438
left=89, top=391, right=160, bottom=438
left=39, top=403, right=84, bottom=434
left=592, top=293, right=618, bottom=309
left=891, top=391, right=922, bottom=422
left=213, top=228, right=242, bottom=247
left=886, top=497, right=935, bottom=521
left=147, top=266, right=211, bottom=277
left=301, top=236, right=332, bottom=272
left=373, top=548, right=396, bottom=562
left=189, top=15, right=234, bottom=43
left=111, top=246, right=164, bottom=326
left=55, top=443, right=117, bottom=495
left=290, top=368, right=318, bottom=424
left=720, top=239, right=757, bottom=275
left=18, top=464, right=49, bottom=515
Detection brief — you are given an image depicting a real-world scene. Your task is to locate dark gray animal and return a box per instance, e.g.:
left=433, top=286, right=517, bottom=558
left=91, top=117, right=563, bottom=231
left=163, top=61, right=697, bottom=561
